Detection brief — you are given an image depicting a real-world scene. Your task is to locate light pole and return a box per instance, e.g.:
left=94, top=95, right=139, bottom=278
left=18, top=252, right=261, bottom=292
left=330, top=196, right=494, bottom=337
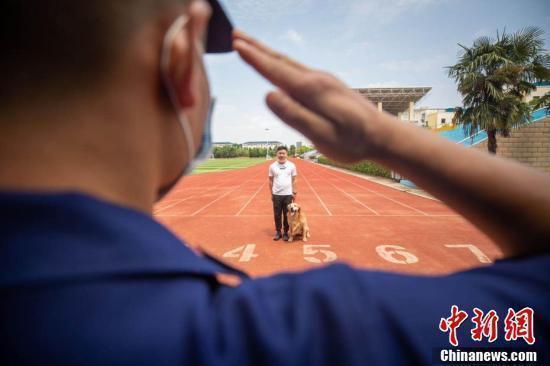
left=265, top=128, right=270, bottom=160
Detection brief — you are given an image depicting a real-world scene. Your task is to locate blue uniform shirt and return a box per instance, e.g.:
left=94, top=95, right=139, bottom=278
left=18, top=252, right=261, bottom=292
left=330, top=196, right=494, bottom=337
left=1, top=192, right=548, bottom=365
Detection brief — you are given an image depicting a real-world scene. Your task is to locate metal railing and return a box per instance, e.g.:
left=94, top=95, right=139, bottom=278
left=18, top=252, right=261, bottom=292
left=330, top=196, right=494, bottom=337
left=455, top=108, right=549, bottom=147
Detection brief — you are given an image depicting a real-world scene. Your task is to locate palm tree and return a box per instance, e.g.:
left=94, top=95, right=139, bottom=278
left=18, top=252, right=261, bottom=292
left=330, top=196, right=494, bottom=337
left=448, top=27, right=550, bottom=154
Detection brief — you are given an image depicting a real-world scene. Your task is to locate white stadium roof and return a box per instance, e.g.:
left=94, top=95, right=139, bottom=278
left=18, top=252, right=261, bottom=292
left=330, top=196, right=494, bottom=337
left=353, top=87, right=431, bottom=115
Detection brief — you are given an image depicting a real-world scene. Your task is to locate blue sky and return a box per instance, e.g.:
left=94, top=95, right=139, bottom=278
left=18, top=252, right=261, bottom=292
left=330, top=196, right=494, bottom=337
left=205, top=0, right=550, bottom=146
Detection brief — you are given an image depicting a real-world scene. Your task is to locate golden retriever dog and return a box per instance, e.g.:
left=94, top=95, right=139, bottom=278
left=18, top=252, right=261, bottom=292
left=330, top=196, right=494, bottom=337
left=287, top=202, right=311, bottom=242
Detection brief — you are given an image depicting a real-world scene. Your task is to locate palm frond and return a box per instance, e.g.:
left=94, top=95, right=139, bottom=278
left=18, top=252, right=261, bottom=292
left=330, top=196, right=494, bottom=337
left=449, top=26, right=548, bottom=138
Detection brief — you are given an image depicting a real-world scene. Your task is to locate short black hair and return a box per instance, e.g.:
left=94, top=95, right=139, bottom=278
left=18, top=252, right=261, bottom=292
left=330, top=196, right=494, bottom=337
left=276, top=146, right=288, bottom=152
left=1, top=0, right=184, bottom=106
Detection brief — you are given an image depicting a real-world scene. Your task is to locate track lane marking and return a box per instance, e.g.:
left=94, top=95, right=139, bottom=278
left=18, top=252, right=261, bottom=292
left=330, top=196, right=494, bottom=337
left=156, top=168, right=250, bottom=212
left=306, top=167, right=380, bottom=215
left=190, top=173, right=263, bottom=216
left=154, top=196, right=196, bottom=214
left=235, top=181, right=267, bottom=216
left=300, top=170, right=332, bottom=216
left=155, top=214, right=459, bottom=217
left=314, top=164, right=430, bottom=216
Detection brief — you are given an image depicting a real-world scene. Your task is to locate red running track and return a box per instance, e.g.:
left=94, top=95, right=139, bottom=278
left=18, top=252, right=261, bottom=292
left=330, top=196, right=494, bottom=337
left=154, top=159, right=502, bottom=277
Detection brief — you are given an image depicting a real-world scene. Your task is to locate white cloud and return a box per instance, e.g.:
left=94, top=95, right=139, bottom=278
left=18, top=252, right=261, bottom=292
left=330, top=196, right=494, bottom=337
left=328, top=0, right=442, bottom=25
left=334, top=70, right=351, bottom=80
left=327, top=0, right=448, bottom=43
left=215, top=104, right=238, bottom=113
left=380, top=55, right=450, bottom=74
left=212, top=105, right=308, bottom=146
left=380, top=59, right=425, bottom=72
left=342, top=41, right=370, bottom=56
left=226, top=0, right=442, bottom=24
left=365, top=81, right=402, bottom=88
left=472, top=28, right=491, bottom=39
left=281, top=29, right=305, bottom=45
left=354, top=0, right=438, bottom=17
left=421, top=83, right=462, bottom=108
left=226, top=0, right=315, bottom=21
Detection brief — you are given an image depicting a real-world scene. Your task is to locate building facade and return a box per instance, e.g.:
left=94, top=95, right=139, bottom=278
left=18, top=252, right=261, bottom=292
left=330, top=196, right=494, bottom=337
left=525, top=81, right=550, bottom=104
left=396, top=107, right=456, bottom=129
left=354, top=87, right=431, bottom=120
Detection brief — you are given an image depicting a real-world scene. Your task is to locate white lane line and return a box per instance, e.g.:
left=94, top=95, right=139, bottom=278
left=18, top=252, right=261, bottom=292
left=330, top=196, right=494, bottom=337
left=307, top=168, right=379, bottom=215
left=154, top=198, right=183, bottom=206
left=235, top=181, right=267, bottom=216
left=154, top=196, right=196, bottom=214
left=154, top=174, right=241, bottom=215
left=301, top=170, right=332, bottom=216
left=319, top=167, right=430, bottom=216
left=335, top=188, right=380, bottom=215
left=190, top=175, right=260, bottom=217
left=154, top=214, right=459, bottom=217
left=169, top=187, right=208, bottom=193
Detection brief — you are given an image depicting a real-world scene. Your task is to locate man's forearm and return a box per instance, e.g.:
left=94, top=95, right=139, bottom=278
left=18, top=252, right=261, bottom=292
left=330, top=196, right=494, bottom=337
left=368, top=112, right=550, bottom=256
left=233, top=32, right=550, bottom=257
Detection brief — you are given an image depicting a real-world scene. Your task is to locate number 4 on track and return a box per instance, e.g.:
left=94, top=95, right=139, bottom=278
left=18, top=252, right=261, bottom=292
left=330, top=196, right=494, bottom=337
left=223, top=244, right=258, bottom=262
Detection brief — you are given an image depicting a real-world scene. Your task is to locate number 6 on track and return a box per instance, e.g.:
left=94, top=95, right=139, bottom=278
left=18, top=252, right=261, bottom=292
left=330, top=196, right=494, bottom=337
left=376, top=245, right=419, bottom=264
left=303, top=245, right=337, bottom=264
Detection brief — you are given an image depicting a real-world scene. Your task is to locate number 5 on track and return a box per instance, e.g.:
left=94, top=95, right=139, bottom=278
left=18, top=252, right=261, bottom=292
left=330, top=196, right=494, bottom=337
left=303, top=245, right=337, bottom=264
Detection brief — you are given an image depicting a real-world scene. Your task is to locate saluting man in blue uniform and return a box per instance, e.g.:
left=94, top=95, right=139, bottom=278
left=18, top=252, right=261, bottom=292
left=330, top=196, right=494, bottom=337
left=1, top=0, right=549, bottom=365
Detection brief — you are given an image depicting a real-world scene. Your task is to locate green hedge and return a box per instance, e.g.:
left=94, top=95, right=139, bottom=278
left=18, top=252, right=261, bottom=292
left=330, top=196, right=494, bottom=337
left=318, top=156, right=391, bottom=178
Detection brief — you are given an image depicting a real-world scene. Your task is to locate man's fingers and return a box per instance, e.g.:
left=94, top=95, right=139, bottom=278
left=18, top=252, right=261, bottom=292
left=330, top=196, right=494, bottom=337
left=234, top=39, right=339, bottom=119
left=266, top=90, right=336, bottom=146
left=234, top=33, right=373, bottom=128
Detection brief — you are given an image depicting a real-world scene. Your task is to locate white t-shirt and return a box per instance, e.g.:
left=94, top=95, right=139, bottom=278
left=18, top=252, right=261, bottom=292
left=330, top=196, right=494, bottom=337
left=269, top=160, right=297, bottom=196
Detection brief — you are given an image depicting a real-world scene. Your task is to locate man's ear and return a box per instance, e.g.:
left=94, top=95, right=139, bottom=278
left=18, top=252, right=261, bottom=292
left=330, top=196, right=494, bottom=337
left=167, top=26, right=196, bottom=109
left=169, top=2, right=211, bottom=109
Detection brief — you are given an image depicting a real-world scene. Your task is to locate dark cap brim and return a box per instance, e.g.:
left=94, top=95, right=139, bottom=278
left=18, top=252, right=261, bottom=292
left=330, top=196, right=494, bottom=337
left=205, top=0, right=233, bottom=53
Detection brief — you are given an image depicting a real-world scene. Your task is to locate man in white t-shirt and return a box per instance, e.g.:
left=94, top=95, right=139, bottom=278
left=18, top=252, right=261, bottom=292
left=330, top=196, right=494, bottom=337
left=269, top=146, right=298, bottom=241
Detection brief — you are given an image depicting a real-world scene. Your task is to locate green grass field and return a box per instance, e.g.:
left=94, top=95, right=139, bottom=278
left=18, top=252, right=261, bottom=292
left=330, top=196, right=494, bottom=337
left=192, top=158, right=268, bottom=174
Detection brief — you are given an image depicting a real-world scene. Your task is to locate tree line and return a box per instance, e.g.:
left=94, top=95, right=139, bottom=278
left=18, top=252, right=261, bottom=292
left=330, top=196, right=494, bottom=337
left=212, top=144, right=314, bottom=158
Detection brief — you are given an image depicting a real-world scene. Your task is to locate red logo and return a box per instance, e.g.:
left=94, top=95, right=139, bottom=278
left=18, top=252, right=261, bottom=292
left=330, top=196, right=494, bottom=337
left=439, top=305, right=469, bottom=346
left=471, top=308, right=499, bottom=343
left=439, top=306, right=536, bottom=346
left=504, top=307, right=536, bottom=345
